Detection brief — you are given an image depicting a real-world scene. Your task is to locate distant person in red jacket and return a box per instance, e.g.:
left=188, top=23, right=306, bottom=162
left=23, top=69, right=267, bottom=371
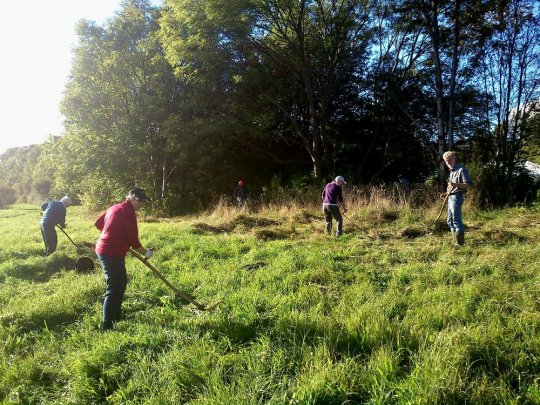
left=95, top=188, right=153, bottom=331
left=233, top=179, right=249, bottom=207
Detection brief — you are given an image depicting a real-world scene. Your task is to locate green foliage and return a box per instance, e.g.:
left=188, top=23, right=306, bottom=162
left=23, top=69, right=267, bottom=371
left=56, top=0, right=179, bottom=206
left=5, top=0, right=540, bottom=210
left=523, top=109, right=540, bottom=163
left=0, top=145, right=48, bottom=203
left=0, top=185, right=16, bottom=209
left=468, top=160, right=538, bottom=208
left=160, top=0, right=373, bottom=179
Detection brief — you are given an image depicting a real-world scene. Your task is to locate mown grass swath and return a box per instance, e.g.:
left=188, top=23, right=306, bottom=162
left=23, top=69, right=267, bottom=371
left=1, top=195, right=540, bottom=403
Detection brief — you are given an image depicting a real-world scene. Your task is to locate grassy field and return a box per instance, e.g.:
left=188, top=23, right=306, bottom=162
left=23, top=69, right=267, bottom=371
left=1, top=198, right=540, bottom=404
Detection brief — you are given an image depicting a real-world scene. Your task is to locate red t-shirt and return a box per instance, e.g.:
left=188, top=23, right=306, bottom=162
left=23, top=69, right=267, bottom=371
left=95, top=200, right=142, bottom=257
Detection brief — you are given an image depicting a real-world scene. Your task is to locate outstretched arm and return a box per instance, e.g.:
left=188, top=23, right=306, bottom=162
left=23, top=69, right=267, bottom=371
left=450, top=181, right=471, bottom=190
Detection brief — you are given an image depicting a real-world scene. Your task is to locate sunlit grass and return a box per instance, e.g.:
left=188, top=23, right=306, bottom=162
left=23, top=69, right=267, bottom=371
left=0, top=199, right=539, bottom=403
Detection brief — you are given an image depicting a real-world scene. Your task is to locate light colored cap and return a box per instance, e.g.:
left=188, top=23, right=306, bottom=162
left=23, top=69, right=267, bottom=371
left=334, top=176, right=347, bottom=184
left=60, top=196, right=72, bottom=206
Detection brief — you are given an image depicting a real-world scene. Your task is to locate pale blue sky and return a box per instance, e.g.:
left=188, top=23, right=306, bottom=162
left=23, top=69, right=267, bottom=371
left=0, top=0, right=162, bottom=154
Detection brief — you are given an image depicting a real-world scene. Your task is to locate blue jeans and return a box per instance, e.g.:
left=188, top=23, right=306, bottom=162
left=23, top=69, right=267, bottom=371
left=447, top=193, right=464, bottom=232
left=323, top=204, right=343, bottom=236
left=40, top=222, right=57, bottom=255
left=97, top=254, right=128, bottom=331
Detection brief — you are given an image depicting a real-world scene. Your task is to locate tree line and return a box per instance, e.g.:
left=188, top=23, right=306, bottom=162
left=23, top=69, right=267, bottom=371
left=1, top=0, right=539, bottom=213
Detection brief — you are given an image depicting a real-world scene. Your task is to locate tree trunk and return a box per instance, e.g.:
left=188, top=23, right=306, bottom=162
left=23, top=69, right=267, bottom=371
left=423, top=0, right=447, bottom=188
left=447, top=0, right=461, bottom=151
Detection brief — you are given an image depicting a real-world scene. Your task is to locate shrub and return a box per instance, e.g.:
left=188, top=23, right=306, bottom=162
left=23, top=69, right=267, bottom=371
left=0, top=184, right=16, bottom=209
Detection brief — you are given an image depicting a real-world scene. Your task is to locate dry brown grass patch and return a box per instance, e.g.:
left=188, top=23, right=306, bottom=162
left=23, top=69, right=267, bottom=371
left=191, top=213, right=281, bottom=235
left=231, top=214, right=280, bottom=229
left=291, top=209, right=320, bottom=224
left=192, top=222, right=230, bottom=234
left=253, top=227, right=293, bottom=241
left=481, top=229, right=528, bottom=243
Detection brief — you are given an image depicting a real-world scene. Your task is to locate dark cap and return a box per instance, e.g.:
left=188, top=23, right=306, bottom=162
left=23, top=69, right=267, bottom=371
left=128, top=187, right=150, bottom=201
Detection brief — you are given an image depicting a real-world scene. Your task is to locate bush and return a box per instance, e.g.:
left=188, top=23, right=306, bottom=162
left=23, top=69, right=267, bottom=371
left=470, top=162, right=538, bottom=208
left=78, top=173, right=126, bottom=212
left=0, top=184, right=16, bottom=209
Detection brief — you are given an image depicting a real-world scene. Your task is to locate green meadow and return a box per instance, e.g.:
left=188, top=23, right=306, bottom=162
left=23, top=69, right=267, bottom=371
left=1, top=199, right=540, bottom=404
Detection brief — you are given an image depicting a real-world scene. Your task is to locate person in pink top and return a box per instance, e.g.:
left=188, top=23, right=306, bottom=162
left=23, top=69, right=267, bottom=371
left=95, top=188, right=153, bottom=331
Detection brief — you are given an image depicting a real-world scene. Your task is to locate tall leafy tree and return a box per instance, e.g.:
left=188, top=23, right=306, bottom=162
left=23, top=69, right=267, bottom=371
left=0, top=145, right=46, bottom=202
left=60, top=0, right=180, bottom=207
left=358, top=0, right=435, bottom=182
left=160, top=0, right=373, bottom=180
left=476, top=0, right=540, bottom=204
left=393, top=0, right=492, bottom=183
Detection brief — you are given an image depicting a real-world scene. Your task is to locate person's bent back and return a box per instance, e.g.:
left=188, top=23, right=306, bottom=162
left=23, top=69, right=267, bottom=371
left=40, top=196, right=72, bottom=255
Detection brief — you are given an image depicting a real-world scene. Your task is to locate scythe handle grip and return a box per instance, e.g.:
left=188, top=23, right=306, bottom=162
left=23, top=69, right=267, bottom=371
left=435, top=187, right=458, bottom=222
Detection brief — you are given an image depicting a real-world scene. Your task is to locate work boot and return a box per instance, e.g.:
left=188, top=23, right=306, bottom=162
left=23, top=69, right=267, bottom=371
left=456, top=231, right=465, bottom=246
left=450, top=230, right=456, bottom=245
left=101, top=320, right=114, bottom=332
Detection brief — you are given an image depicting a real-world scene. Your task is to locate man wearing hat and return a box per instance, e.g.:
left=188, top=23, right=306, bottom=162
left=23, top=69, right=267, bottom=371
left=95, top=187, right=153, bottom=331
left=40, top=195, right=73, bottom=255
left=321, top=176, right=348, bottom=236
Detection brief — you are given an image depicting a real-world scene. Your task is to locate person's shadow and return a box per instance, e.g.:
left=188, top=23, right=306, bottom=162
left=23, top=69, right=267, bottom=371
left=5, top=254, right=77, bottom=283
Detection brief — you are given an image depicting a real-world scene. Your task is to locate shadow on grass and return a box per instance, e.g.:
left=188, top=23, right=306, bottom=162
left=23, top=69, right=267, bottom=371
left=0, top=279, right=101, bottom=333
left=0, top=213, right=29, bottom=220
left=480, top=230, right=528, bottom=244
left=1, top=309, right=84, bottom=333
left=192, top=307, right=404, bottom=360
left=6, top=255, right=77, bottom=283
left=193, top=311, right=275, bottom=345
left=397, top=227, right=427, bottom=238
left=429, top=221, right=451, bottom=234
left=1, top=247, right=52, bottom=261
left=81, top=241, right=96, bottom=249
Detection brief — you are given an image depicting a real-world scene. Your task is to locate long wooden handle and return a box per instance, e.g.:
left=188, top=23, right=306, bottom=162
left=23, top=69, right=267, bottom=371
left=130, top=249, right=206, bottom=310
left=342, top=213, right=367, bottom=234
left=435, top=187, right=458, bottom=222
left=56, top=225, right=80, bottom=249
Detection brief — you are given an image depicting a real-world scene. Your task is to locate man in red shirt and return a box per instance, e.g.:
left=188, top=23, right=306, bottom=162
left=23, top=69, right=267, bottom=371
left=95, top=188, right=153, bottom=331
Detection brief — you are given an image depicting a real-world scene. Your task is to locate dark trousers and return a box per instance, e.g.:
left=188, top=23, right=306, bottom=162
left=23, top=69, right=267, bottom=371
left=97, top=254, right=128, bottom=331
left=40, top=222, right=57, bottom=255
left=323, top=204, right=343, bottom=236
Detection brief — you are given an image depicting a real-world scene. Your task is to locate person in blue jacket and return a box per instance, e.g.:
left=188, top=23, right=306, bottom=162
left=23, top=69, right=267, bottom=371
left=40, top=196, right=72, bottom=255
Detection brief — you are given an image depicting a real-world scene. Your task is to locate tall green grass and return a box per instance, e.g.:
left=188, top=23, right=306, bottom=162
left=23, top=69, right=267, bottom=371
left=0, top=199, right=539, bottom=404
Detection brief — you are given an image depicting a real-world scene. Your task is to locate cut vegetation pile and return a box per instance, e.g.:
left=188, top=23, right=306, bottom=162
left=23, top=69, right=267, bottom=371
left=1, top=203, right=540, bottom=404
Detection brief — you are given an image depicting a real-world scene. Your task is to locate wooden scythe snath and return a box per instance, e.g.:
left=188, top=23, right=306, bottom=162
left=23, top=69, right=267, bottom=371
left=435, top=187, right=458, bottom=222
left=130, top=249, right=220, bottom=311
